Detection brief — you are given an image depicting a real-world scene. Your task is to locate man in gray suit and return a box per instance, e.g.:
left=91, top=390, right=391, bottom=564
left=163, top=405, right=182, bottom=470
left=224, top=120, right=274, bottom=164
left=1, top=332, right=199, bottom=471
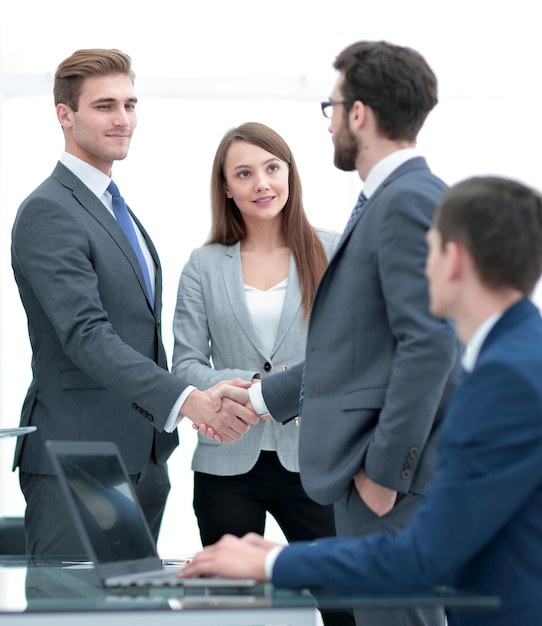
left=11, top=48, right=257, bottom=557
left=206, top=40, right=461, bottom=626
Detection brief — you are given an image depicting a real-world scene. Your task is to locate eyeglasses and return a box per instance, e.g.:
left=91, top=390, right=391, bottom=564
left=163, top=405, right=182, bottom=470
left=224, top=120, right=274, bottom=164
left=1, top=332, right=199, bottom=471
left=320, top=98, right=381, bottom=119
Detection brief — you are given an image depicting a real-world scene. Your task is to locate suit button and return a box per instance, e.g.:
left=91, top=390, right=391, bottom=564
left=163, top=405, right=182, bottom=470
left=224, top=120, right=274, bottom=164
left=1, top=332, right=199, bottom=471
left=264, top=362, right=272, bottom=372
left=401, top=470, right=410, bottom=479
left=408, top=454, right=416, bottom=463
left=131, top=403, right=138, bottom=410
left=409, top=447, right=419, bottom=456
left=147, top=415, right=154, bottom=422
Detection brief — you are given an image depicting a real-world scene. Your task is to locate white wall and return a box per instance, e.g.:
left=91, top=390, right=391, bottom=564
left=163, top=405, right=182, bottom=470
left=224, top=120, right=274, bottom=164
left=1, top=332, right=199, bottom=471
left=1, top=0, right=541, bottom=556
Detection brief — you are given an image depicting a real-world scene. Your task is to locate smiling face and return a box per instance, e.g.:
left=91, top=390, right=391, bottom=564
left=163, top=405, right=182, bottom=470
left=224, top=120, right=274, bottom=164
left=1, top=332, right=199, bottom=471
left=223, top=140, right=290, bottom=225
left=57, top=72, right=137, bottom=174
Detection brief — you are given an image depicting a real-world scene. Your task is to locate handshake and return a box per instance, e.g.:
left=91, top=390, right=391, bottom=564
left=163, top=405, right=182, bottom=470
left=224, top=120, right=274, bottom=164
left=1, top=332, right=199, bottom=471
left=181, top=378, right=273, bottom=443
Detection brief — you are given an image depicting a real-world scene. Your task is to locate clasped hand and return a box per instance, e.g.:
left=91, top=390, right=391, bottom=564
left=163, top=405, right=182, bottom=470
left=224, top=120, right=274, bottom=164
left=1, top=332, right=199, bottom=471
left=181, top=378, right=259, bottom=443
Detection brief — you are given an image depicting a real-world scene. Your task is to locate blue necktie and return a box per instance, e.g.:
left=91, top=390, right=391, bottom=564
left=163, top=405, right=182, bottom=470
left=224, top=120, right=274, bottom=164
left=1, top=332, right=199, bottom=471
left=108, top=180, right=154, bottom=307
left=341, top=190, right=367, bottom=241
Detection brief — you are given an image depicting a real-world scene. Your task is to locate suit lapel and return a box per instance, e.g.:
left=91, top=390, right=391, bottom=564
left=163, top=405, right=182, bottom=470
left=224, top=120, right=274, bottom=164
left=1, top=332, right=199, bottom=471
left=129, top=210, right=161, bottom=317
left=272, top=254, right=302, bottom=354
left=477, top=298, right=536, bottom=360
left=221, top=244, right=300, bottom=358
left=222, top=244, right=268, bottom=355
left=312, top=157, right=430, bottom=322
left=53, top=163, right=157, bottom=312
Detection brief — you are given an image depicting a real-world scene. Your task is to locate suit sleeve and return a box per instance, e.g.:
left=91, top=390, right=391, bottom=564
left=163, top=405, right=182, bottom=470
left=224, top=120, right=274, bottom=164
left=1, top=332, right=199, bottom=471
left=364, top=184, right=459, bottom=492
left=273, top=361, right=542, bottom=592
left=260, top=361, right=304, bottom=422
left=171, top=248, right=259, bottom=387
left=11, top=195, right=187, bottom=429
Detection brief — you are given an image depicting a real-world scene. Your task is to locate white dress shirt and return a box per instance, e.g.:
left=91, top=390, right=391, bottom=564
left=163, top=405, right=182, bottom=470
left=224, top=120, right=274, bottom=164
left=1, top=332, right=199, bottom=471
left=461, top=313, right=501, bottom=372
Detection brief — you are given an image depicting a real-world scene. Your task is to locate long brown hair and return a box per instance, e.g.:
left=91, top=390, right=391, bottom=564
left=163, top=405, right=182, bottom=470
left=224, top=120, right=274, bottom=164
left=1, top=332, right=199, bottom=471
left=208, top=122, right=327, bottom=318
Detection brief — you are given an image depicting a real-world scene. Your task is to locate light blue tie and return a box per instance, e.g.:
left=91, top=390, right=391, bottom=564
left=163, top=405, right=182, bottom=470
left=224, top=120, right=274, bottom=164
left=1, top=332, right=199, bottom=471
left=108, top=180, right=154, bottom=307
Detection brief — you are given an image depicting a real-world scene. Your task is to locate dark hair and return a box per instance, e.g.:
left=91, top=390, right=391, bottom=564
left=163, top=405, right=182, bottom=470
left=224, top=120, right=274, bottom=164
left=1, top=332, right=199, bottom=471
left=436, top=176, right=542, bottom=294
left=54, top=49, right=134, bottom=110
left=333, top=40, right=437, bottom=142
left=208, top=122, right=328, bottom=317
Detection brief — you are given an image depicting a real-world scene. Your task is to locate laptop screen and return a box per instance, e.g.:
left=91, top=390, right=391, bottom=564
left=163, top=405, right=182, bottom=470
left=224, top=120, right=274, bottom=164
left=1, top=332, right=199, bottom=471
left=46, top=441, right=158, bottom=565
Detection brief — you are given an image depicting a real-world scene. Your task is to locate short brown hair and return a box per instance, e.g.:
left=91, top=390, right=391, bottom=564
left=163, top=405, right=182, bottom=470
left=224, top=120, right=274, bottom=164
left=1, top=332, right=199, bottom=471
left=436, top=176, right=542, bottom=294
left=208, top=122, right=328, bottom=317
left=54, top=49, right=134, bottom=110
left=334, top=40, right=437, bottom=142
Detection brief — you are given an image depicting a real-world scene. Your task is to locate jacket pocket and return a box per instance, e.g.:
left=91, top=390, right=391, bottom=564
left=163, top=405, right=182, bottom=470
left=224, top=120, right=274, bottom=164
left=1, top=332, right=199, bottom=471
left=342, top=386, right=386, bottom=410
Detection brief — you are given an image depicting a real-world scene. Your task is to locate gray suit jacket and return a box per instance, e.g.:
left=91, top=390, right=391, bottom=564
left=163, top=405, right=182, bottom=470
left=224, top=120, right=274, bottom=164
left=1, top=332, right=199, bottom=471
left=263, top=158, right=462, bottom=505
left=11, top=162, right=183, bottom=474
left=172, top=230, right=339, bottom=475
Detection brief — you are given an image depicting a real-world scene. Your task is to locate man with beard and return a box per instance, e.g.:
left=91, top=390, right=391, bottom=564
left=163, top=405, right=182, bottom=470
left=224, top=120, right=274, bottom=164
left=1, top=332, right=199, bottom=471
left=199, top=40, right=461, bottom=626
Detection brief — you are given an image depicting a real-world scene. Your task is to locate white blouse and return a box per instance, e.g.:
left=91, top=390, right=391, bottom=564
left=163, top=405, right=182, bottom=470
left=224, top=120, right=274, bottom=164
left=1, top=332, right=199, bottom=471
left=244, top=277, right=288, bottom=451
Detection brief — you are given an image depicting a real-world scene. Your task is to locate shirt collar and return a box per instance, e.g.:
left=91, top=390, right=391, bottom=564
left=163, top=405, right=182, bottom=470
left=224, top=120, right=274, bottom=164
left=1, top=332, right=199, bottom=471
left=462, top=313, right=501, bottom=372
left=60, top=151, right=112, bottom=199
left=362, top=147, right=418, bottom=199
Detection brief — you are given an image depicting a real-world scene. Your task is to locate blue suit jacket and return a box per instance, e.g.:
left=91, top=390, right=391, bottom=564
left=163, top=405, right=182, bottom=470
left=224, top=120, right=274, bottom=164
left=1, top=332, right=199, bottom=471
left=272, top=298, right=542, bottom=626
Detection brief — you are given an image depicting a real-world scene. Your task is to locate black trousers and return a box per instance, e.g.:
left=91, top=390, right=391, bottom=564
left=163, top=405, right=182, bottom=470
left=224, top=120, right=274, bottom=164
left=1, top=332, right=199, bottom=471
left=20, top=457, right=170, bottom=558
left=194, top=451, right=355, bottom=626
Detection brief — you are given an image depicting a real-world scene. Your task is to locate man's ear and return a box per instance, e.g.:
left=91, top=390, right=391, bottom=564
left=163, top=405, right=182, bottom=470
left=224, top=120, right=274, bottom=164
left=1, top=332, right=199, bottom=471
left=446, top=241, right=468, bottom=281
left=56, top=103, right=73, bottom=128
left=348, top=100, right=370, bottom=132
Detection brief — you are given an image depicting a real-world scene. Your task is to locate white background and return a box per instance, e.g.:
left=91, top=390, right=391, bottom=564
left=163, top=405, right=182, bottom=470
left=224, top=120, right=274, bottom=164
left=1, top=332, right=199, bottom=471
left=1, top=0, right=541, bottom=557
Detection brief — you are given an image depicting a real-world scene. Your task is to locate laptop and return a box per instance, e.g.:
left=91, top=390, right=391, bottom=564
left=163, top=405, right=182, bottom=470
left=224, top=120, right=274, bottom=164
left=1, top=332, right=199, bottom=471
left=46, top=440, right=258, bottom=589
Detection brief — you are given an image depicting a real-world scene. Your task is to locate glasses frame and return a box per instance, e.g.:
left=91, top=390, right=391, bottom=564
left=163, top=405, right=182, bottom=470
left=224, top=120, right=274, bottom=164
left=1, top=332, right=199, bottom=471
left=320, top=98, right=381, bottom=119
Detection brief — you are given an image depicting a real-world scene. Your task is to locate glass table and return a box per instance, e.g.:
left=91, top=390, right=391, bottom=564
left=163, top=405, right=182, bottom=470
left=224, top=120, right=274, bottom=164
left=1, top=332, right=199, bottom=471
left=0, top=556, right=500, bottom=626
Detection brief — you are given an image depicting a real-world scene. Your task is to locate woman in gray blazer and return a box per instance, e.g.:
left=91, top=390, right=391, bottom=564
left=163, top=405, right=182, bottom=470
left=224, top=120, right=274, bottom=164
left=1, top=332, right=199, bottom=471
left=172, top=124, right=346, bottom=594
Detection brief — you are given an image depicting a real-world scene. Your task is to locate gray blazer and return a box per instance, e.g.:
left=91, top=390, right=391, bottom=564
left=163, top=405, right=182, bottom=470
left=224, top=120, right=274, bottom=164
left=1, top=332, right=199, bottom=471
left=172, top=229, right=339, bottom=475
left=262, top=158, right=462, bottom=505
left=11, top=162, right=183, bottom=474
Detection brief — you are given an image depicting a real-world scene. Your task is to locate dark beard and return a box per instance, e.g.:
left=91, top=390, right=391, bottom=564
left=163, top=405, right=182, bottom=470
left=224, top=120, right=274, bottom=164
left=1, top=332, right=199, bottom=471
left=333, top=126, right=358, bottom=172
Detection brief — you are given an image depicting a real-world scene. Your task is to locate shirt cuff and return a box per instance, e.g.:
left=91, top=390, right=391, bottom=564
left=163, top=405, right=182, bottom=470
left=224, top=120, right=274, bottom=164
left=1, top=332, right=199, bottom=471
left=163, top=385, right=197, bottom=432
left=248, top=381, right=270, bottom=416
left=264, top=545, right=285, bottom=579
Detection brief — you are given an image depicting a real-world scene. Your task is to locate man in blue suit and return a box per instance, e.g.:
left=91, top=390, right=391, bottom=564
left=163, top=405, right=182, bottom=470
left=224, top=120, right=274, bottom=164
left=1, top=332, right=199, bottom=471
left=182, top=175, right=542, bottom=626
